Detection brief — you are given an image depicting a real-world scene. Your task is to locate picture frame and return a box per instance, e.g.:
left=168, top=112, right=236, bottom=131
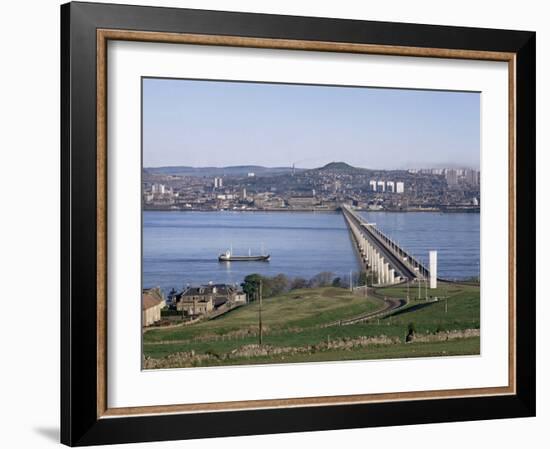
left=61, top=1, right=535, bottom=446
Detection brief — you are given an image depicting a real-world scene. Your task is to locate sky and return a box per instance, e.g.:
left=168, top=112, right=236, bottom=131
left=142, top=77, right=480, bottom=170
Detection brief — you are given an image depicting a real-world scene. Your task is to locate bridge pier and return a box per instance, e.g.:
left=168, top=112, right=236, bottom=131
left=342, top=204, right=425, bottom=286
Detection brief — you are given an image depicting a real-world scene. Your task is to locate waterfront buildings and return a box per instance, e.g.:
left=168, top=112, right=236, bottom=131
left=142, top=162, right=478, bottom=213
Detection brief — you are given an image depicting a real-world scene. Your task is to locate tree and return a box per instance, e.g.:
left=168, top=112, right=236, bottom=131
left=241, top=274, right=263, bottom=301
left=332, top=277, right=342, bottom=288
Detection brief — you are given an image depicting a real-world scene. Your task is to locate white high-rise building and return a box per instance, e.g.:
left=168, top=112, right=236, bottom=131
left=377, top=181, right=385, bottom=192
left=386, top=181, right=395, bottom=192
left=445, top=169, right=458, bottom=187
left=396, top=182, right=404, bottom=193
left=369, top=180, right=377, bottom=191
left=214, top=177, right=223, bottom=189
left=151, top=183, right=165, bottom=194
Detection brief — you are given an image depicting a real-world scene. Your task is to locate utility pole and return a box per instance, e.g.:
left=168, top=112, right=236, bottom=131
left=350, top=269, right=353, bottom=292
left=258, top=280, right=263, bottom=345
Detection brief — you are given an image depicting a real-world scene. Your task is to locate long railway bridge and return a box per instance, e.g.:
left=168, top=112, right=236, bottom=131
left=341, top=204, right=432, bottom=286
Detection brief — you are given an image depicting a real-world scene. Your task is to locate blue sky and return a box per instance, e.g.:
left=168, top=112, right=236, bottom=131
left=143, top=78, right=480, bottom=169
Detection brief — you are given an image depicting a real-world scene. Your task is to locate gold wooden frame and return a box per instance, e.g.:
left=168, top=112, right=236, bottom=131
left=96, top=29, right=516, bottom=419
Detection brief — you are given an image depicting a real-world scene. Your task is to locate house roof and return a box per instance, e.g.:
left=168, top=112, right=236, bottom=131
left=181, top=284, right=236, bottom=297
left=142, top=291, right=164, bottom=310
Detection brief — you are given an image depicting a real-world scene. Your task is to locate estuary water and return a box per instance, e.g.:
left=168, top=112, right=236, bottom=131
left=143, top=211, right=479, bottom=293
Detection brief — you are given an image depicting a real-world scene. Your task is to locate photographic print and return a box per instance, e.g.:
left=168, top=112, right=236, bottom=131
left=141, top=78, right=481, bottom=370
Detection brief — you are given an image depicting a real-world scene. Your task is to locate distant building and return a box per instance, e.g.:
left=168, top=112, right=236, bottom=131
left=396, top=182, right=405, bottom=193
left=177, top=293, right=214, bottom=318
left=214, top=177, right=223, bottom=189
left=465, top=169, right=480, bottom=186
left=377, top=180, right=385, bottom=192
left=175, top=283, right=246, bottom=318
left=288, top=195, right=317, bottom=208
left=445, top=169, right=458, bottom=187
left=151, top=183, right=166, bottom=194
left=386, top=181, right=395, bottom=193
left=247, top=172, right=255, bottom=177
left=369, top=180, right=377, bottom=191
left=142, top=287, right=166, bottom=327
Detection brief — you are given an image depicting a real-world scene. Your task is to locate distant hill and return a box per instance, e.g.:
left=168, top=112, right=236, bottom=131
left=144, top=165, right=304, bottom=177
left=312, top=161, right=368, bottom=173
left=319, top=161, right=355, bottom=170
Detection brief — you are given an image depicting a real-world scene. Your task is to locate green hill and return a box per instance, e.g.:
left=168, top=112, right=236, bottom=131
left=143, top=282, right=479, bottom=368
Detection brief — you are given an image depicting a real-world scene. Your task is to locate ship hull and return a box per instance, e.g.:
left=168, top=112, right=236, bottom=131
left=218, top=254, right=270, bottom=262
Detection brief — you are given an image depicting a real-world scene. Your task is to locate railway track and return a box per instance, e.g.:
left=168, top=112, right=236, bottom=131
left=324, top=291, right=407, bottom=327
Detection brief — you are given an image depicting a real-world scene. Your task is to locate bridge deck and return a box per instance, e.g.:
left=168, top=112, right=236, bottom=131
left=341, top=205, right=429, bottom=281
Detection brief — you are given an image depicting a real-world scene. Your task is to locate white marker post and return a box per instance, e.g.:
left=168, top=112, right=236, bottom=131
left=429, top=250, right=438, bottom=289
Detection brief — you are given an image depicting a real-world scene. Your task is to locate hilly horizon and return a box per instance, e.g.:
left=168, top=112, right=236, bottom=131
left=145, top=161, right=363, bottom=172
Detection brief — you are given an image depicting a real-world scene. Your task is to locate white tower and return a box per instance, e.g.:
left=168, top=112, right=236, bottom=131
left=429, top=250, right=437, bottom=289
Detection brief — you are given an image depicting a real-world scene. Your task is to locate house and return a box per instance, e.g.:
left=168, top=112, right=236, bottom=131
left=142, top=287, right=166, bottom=327
left=175, top=283, right=246, bottom=317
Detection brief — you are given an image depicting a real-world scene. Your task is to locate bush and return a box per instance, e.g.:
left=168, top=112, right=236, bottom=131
left=290, top=277, right=308, bottom=290
left=308, top=271, right=334, bottom=288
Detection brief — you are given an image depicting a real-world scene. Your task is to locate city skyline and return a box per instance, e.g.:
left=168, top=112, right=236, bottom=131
left=143, top=78, right=480, bottom=170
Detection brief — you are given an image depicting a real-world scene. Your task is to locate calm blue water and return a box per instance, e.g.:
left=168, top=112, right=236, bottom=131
left=143, top=211, right=479, bottom=293
left=359, top=211, right=480, bottom=280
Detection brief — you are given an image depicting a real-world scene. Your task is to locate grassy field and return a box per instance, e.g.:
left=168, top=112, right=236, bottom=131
left=143, top=282, right=480, bottom=369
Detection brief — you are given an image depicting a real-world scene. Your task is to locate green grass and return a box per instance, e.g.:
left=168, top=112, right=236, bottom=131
left=143, top=282, right=480, bottom=367
left=376, top=281, right=480, bottom=332
left=146, top=337, right=480, bottom=368
left=144, top=287, right=384, bottom=343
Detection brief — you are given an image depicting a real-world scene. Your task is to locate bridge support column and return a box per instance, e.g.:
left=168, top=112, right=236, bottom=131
left=367, top=244, right=372, bottom=267
left=368, top=243, right=373, bottom=267
left=389, top=268, right=395, bottom=284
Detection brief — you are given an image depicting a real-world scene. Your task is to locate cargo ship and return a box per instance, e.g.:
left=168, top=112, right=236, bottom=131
left=218, top=245, right=270, bottom=262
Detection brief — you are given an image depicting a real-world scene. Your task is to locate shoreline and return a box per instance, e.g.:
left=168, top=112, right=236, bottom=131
left=143, top=207, right=480, bottom=214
